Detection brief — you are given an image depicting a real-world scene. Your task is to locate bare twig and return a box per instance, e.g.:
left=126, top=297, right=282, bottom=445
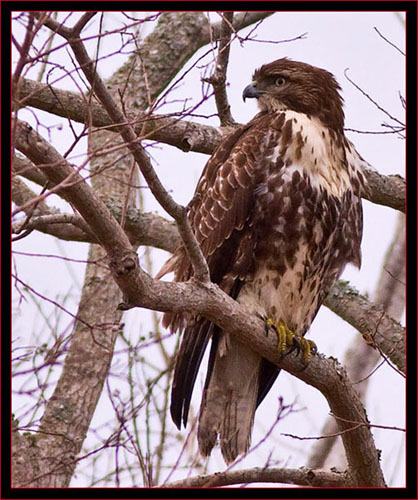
left=374, top=26, right=405, bottom=56
left=210, top=12, right=275, bottom=40
left=344, top=69, right=404, bottom=126
left=12, top=13, right=35, bottom=92
left=205, top=12, right=237, bottom=126
left=345, top=127, right=405, bottom=135
left=283, top=421, right=404, bottom=440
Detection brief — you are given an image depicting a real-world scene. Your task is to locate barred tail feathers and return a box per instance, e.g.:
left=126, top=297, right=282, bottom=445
left=198, top=333, right=260, bottom=464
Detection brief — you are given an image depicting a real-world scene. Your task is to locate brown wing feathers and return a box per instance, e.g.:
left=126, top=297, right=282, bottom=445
left=165, top=116, right=268, bottom=431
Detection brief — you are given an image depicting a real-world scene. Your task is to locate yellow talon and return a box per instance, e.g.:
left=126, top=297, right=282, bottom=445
left=266, top=318, right=317, bottom=365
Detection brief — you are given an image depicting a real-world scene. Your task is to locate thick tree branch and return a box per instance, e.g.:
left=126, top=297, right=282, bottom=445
left=12, top=162, right=178, bottom=248
left=12, top=170, right=97, bottom=242
left=13, top=153, right=49, bottom=185
left=12, top=213, right=97, bottom=243
left=16, top=77, right=405, bottom=213
left=161, top=466, right=347, bottom=488
left=11, top=208, right=178, bottom=249
left=16, top=76, right=222, bottom=154
left=12, top=174, right=51, bottom=216
left=324, top=281, right=405, bottom=374
left=362, top=166, right=405, bottom=213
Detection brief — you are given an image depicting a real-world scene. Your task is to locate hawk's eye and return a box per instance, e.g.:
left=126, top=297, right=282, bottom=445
left=275, top=76, right=286, bottom=87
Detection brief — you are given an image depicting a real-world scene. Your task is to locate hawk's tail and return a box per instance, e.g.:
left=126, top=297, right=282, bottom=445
left=198, top=333, right=261, bottom=464
left=170, top=319, right=214, bottom=429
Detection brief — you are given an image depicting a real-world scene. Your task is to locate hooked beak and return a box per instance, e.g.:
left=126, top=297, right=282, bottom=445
left=242, top=83, right=262, bottom=102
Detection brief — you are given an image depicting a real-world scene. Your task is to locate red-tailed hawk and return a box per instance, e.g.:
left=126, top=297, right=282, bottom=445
left=157, top=58, right=365, bottom=464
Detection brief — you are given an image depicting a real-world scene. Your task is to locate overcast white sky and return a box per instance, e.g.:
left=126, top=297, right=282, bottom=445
left=12, top=11, right=405, bottom=487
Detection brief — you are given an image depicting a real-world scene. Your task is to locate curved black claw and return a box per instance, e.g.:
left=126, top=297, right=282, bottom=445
left=266, top=318, right=317, bottom=365
left=288, top=334, right=302, bottom=357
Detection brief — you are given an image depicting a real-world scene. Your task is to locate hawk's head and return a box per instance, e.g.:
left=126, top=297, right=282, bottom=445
left=243, top=58, right=344, bottom=134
